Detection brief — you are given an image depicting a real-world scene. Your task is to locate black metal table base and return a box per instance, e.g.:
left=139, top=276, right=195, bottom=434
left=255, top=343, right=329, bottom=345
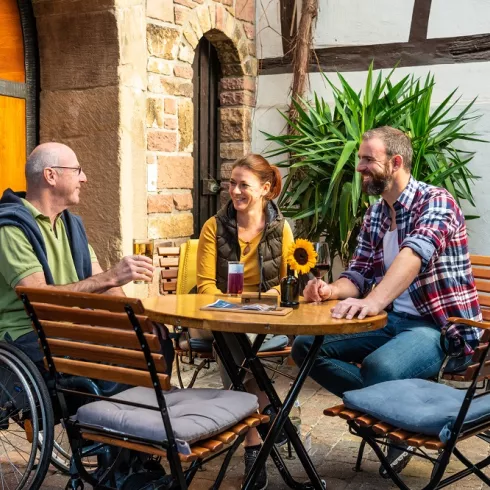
left=213, top=332, right=326, bottom=490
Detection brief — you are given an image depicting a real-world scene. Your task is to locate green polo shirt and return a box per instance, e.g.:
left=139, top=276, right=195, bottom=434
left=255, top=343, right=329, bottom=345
left=0, top=199, right=97, bottom=340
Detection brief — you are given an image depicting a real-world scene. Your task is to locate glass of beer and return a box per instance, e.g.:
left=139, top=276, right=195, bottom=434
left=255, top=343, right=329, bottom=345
left=227, top=261, right=244, bottom=295
left=133, top=239, right=154, bottom=284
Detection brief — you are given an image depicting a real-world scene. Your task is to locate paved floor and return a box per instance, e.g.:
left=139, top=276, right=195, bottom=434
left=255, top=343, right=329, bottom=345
left=38, top=362, right=490, bottom=489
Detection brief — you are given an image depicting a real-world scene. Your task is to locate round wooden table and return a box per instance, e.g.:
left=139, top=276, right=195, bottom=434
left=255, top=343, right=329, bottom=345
left=142, top=294, right=387, bottom=490
left=142, top=294, right=387, bottom=336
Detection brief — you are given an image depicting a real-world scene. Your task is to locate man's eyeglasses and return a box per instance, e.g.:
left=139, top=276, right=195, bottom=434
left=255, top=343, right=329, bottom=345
left=50, top=166, right=83, bottom=175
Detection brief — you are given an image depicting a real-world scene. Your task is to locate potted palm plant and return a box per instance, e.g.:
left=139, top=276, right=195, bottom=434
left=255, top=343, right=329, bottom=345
left=263, top=64, right=484, bottom=269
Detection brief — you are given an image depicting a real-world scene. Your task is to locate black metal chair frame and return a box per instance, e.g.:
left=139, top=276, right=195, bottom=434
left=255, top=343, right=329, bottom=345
left=173, top=328, right=216, bottom=389
left=20, top=291, right=246, bottom=490
left=174, top=328, right=295, bottom=388
left=344, top=324, right=490, bottom=490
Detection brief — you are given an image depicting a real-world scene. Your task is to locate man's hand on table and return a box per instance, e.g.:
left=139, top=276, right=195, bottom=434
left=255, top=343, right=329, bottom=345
left=303, top=278, right=333, bottom=303
left=330, top=297, right=383, bottom=320
left=304, top=278, right=382, bottom=320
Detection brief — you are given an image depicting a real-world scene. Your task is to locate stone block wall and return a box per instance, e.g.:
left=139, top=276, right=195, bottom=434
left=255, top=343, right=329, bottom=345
left=33, top=0, right=147, bottom=273
left=31, top=0, right=256, bottom=298
left=145, top=0, right=257, bottom=253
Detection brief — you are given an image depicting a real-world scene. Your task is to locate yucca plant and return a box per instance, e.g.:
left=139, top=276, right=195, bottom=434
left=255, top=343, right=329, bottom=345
left=263, top=64, right=484, bottom=268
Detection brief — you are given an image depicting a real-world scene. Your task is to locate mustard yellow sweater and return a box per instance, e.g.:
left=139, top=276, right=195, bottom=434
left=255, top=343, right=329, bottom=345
left=197, top=217, right=294, bottom=295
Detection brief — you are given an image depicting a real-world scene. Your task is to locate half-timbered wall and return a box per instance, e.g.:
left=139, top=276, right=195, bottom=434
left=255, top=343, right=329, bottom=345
left=254, top=0, right=490, bottom=255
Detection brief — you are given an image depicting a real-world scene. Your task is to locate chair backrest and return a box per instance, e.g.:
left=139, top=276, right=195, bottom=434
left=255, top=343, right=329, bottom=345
left=158, top=240, right=198, bottom=295
left=177, top=239, right=198, bottom=295
left=472, top=254, right=490, bottom=323
left=158, top=244, right=180, bottom=294
left=443, top=255, right=490, bottom=383
left=16, top=287, right=171, bottom=391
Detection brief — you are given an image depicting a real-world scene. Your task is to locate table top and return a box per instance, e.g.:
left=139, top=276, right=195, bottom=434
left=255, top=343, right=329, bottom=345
left=142, top=294, right=387, bottom=336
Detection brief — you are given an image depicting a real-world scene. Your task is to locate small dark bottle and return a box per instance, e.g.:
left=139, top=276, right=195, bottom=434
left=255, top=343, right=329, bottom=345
left=280, top=266, right=299, bottom=308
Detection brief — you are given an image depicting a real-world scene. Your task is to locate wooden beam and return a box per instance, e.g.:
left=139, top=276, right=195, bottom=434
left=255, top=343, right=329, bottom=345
left=409, top=0, right=433, bottom=42
left=280, top=0, right=297, bottom=57
left=259, top=33, right=490, bottom=75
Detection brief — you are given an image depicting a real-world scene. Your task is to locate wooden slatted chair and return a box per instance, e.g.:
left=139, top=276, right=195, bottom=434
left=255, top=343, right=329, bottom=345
left=325, top=254, right=490, bottom=487
left=324, top=314, right=490, bottom=489
left=17, top=287, right=269, bottom=490
left=158, top=243, right=180, bottom=295
left=438, top=254, right=490, bottom=387
left=159, top=240, right=216, bottom=389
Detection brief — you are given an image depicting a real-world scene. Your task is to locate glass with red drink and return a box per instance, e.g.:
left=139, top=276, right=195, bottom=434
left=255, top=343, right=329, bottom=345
left=227, top=261, right=244, bottom=295
left=310, top=242, right=331, bottom=279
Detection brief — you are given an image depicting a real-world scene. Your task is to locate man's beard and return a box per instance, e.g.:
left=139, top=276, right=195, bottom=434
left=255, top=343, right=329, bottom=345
left=361, top=171, right=392, bottom=196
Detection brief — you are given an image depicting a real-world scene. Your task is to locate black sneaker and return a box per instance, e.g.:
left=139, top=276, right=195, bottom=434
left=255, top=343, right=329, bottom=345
left=379, top=442, right=414, bottom=479
left=262, top=404, right=289, bottom=447
left=242, top=445, right=268, bottom=490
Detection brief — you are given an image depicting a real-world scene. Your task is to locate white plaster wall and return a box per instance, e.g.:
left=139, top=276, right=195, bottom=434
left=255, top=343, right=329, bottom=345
left=256, top=0, right=283, bottom=59
left=428, top=0, right=490, bottom=38
left=253, top=62, right=490, bottom=255
left=314, top=0, right=414, bottom=47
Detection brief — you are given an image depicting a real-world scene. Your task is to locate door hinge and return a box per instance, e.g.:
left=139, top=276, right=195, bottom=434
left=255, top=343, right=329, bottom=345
left=201, top=179, right=221, bottom=195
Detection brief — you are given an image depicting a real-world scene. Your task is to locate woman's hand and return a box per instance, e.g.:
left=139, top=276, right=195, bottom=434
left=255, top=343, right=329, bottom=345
left=303, top=278, right=333, bottom=303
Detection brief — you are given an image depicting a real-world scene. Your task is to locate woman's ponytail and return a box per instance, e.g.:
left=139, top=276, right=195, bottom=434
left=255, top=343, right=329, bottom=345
left=266, top=164, right=282, bottom=200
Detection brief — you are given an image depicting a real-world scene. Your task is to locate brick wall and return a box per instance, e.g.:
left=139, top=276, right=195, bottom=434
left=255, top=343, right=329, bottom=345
left=145, top=0, right=257, bottom=294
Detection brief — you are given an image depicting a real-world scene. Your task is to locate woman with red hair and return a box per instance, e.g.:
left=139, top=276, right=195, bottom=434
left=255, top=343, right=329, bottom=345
left=197, top=154, right=294, bottom=490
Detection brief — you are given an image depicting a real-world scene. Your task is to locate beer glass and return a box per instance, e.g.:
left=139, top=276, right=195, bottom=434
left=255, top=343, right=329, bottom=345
left=133, top=239, right=154, bottom=284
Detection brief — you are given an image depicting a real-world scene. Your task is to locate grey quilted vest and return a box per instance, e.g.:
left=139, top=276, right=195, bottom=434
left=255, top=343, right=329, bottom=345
left=215, top=200, right=285, bottom=293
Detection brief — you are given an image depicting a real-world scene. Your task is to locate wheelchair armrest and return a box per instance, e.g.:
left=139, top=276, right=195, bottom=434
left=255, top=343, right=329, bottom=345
left=58, top=375, right=102, bottom=395
left=440, top=324, right=466, bottom=358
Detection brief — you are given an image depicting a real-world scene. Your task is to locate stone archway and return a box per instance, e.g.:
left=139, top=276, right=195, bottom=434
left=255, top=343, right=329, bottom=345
left=146, top=1, right=257, bottom=245
left=182, top=3, right=257, bottom=198
left=32, top=0, right=258, bottom=296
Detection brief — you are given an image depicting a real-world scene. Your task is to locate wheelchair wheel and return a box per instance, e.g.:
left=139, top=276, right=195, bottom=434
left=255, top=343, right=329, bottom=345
left=46, top=377, right=118, bottom=474
left=44, top=422, right=98, bottom=474
left=0, top=345, right=53, bottom=490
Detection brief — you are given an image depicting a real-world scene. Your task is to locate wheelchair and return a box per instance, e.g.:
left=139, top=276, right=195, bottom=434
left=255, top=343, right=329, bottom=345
left=0, top=341, right=53, bottom=489
left=0, top=341, right=128, bottom=489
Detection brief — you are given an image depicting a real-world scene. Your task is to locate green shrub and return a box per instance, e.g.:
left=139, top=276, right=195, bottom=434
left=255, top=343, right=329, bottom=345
left=264, top=63, right=484, bottom=267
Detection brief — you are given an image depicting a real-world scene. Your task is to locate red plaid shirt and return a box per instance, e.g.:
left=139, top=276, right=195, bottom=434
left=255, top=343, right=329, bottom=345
left=340, top=177, right=482, bottom=347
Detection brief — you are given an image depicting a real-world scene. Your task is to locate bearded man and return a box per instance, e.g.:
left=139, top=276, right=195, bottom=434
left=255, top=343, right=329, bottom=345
left=292, top=126, right=481, bottom=477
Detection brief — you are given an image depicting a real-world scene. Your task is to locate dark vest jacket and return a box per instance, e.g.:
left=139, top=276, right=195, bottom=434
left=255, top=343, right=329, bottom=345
left=215, top=200, right=285, bottom=293
left=0, top=188, right=92, bottom=284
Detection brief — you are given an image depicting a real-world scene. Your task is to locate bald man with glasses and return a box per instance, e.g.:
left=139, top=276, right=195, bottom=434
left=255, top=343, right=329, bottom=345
left=0, top=143, right=175, bottom=376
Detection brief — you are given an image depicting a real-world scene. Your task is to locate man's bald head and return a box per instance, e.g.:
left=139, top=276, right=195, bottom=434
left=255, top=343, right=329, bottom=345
left=25, top=143, right=77, bottom=188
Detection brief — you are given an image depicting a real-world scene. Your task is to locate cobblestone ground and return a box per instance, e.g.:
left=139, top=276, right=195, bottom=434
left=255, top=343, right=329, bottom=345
left=31, top=362, right=490, bottom=489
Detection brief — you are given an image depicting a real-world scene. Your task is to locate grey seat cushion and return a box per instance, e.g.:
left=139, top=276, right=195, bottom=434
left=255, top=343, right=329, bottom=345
left=75, top=387, right=258, bottom=452
left=343, top=379, right=490, bottom=442
left=259, top=335, right=289, bottom=352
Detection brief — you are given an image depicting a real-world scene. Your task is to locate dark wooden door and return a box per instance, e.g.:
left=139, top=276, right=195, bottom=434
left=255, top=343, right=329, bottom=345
left=192, top=37, right=222, bottom=237
left=0, top=0, right=37, bottom=192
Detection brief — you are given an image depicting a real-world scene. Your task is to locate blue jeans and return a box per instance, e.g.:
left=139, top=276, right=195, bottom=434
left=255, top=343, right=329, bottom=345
left=292, top=311, right=474, bottom=398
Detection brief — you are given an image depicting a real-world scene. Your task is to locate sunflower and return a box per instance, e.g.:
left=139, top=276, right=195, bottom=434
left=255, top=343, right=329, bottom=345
left=286, top=238, right=317, bottom=275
